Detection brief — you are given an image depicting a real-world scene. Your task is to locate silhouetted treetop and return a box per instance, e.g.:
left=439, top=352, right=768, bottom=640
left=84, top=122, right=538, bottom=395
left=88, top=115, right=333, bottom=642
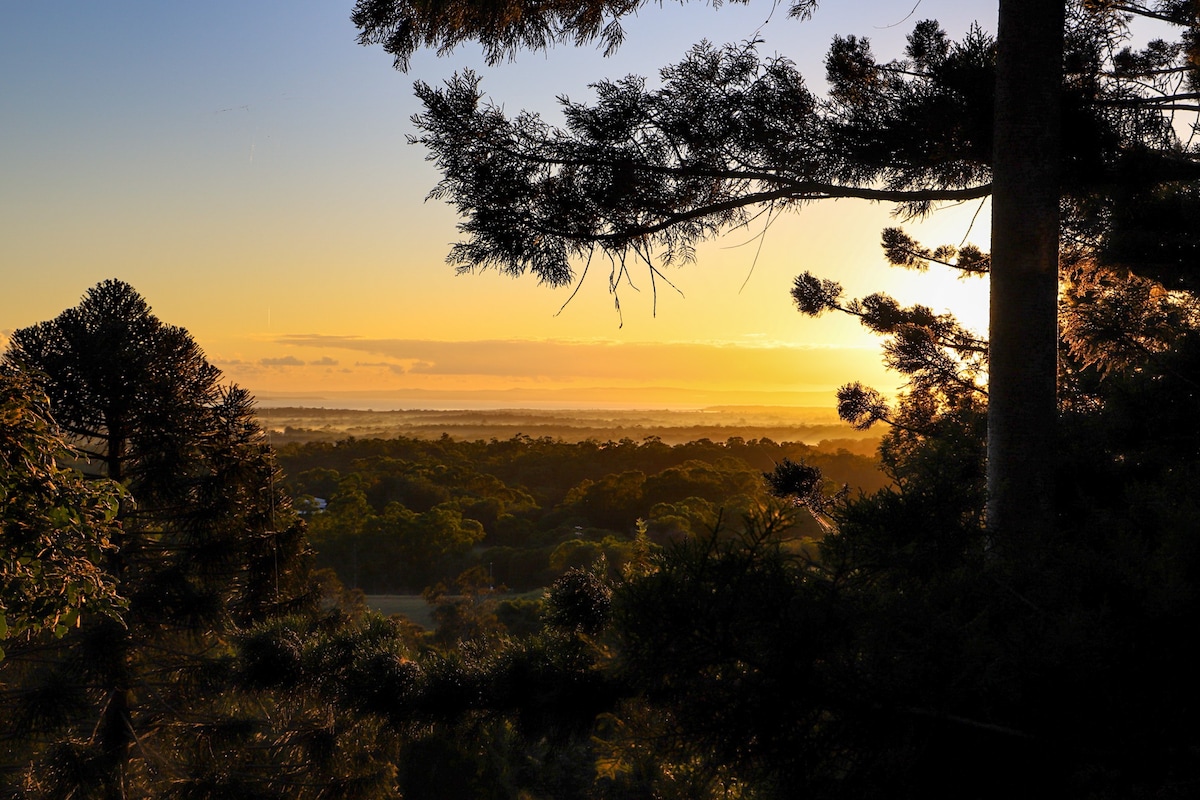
left=409, top=32, right=999, bottom=289
left=404, top=7, right=1199, bottom=291
left=3, top=279, right=222, bottom=483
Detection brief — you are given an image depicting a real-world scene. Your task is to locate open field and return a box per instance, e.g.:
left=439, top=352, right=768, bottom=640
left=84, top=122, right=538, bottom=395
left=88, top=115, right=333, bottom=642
left=364, top=595, right=437, bottom=629
left=365, top=591, right=549, bottom=630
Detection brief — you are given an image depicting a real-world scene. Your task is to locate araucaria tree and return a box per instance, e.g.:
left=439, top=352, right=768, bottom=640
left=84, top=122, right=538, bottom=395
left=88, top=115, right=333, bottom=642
left=353, top=0, right=1200, bottom=538
left=0, top=280, right=315, bottom=799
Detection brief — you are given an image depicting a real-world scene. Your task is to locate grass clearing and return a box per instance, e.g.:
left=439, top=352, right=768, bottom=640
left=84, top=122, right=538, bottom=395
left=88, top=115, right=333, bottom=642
left=365, top=595, right=436, bottom=629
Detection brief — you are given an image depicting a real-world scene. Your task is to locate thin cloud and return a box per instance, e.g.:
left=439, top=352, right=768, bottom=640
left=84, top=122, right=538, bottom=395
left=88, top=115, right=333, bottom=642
left=355, top=360, right=405, bottom=373
left=278, top=335, right=886, bottom=388
left=260, top=355, right=306, bottom=367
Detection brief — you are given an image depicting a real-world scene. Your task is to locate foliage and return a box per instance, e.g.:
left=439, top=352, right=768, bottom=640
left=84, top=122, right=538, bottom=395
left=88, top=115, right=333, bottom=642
left=280, top=433, right=881, bottom=592
left=353, top=0, right=820, bottom=70
left=545, top=566, right=611, bottom=636
left=371, top=2, right=1196, bottom=293
left=307, top=488, right=486, bottom=593
left=0, top=370, right=124, bottom=657
left=0, top=282, right=317, bottom=798
left=405, top=37, right=992, bottom=291
left=7, top=0, right=1200, bottom=790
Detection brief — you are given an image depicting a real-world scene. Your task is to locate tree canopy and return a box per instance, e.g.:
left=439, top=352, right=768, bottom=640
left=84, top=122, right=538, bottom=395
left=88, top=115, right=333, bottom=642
left=1, top=281, right=316, bottom=798
left=404, top=32, right=995, bottom=287
left=353, top=0, right=821, bottom=69
left=357, top=0, right=1198, bottom=288
left=355, top=0, right=1200, bottom=536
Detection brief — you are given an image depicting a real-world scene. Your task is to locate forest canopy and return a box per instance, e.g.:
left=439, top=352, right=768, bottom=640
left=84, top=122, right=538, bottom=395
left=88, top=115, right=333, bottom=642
left=356, top=0, right=1200, bottom=538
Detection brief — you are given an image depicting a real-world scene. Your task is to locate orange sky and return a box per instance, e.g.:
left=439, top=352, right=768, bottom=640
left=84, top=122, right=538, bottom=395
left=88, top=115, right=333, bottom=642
left=1, top=1, right=992, bottom=410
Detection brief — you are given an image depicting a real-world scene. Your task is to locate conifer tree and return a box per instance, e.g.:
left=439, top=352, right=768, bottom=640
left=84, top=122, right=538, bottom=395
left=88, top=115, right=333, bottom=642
left=353, top=0, right=1200, bottom=537
left=0, top=281, right=315, bottom=799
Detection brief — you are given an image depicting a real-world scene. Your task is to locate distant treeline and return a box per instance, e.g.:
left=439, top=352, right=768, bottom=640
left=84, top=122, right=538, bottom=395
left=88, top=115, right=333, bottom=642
left=257, top=405, right=882, bottom=449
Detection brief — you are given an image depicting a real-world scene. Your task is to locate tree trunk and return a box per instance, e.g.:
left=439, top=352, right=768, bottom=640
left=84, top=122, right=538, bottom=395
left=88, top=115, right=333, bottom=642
left=99, top=414, right=133, bottom=799
left=97, top=683, right=133, bottom=800
left=987, top=0, right=1065, bottom=541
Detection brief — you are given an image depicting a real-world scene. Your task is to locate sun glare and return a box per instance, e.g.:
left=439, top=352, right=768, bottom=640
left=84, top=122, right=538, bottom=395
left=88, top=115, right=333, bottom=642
left=900, top=268, right=991, bottom=335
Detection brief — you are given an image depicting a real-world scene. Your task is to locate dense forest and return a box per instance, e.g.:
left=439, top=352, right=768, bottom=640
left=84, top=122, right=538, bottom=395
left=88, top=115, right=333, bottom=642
left=6, top=0, right=1200, bottom=796
left=277, top=433, right=888, bottom=593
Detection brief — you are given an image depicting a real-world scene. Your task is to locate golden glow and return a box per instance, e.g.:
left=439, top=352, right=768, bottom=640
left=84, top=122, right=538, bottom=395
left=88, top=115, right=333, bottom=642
left=1, top=1, right=995, bottom=410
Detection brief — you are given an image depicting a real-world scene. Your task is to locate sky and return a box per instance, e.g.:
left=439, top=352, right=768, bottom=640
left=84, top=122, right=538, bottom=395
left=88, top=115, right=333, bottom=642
left=1, top=0, right=995, bottom=410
